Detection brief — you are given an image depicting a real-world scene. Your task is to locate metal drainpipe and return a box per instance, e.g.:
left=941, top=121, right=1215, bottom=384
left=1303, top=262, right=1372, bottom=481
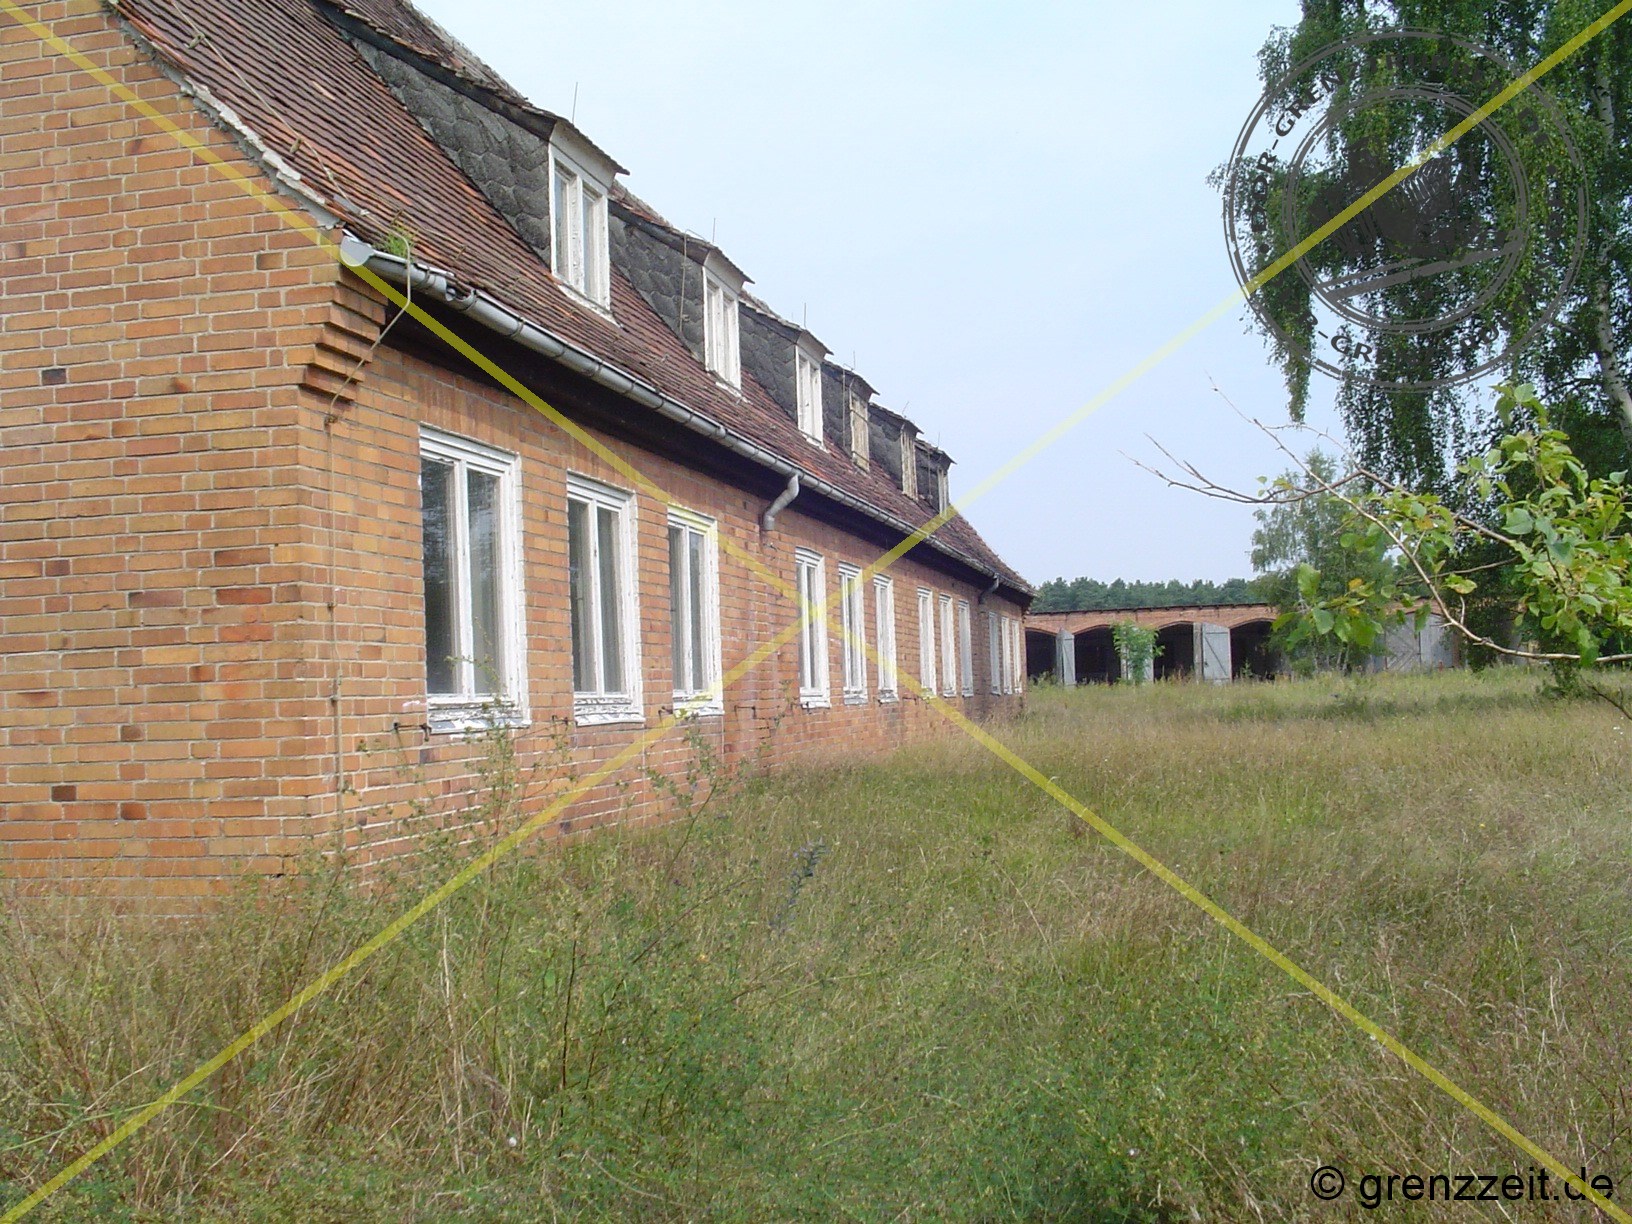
left=340, top=236, right=1011, bottom=597
left=760, top=473, right=799, bottom=532
left=977, top=572, right=1000, bottom=605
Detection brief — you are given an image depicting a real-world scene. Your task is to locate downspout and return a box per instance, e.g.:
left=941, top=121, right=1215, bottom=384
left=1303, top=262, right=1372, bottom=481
left=976, top=572, right=1000, bottom=605
left=761, top=473, right=800, bottom=532
left=341, top=237, right=1018, bottom=599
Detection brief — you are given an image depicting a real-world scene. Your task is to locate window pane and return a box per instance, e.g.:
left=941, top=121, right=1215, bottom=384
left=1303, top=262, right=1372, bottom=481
left=798, top=565, right=815, bottom=689
left=688, top=529, right=706, bottom=693
left=466, top=469, right=503, bottom=696
left=597, top=505, right=624, bottom=693
left=421, top=457, right=456, bottom=694
left=582, top=187, right=603, bottom=301
left=553, top=167, right=574, bottom=286
left=669, top=525, right=687, bottom=691
left=705, top=281, right=721, bottom=370
left=568, top=498, right=594, bottom=692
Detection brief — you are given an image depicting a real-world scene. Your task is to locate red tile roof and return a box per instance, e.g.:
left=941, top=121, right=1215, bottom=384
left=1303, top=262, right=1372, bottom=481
left=115, top=0, right=1029, bottom=594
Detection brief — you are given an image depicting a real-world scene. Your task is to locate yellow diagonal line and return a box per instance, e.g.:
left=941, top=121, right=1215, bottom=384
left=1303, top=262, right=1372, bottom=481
left=3, top=1, right=1629, bottom=1219
left=915, top=692, right=1627, bottom=1218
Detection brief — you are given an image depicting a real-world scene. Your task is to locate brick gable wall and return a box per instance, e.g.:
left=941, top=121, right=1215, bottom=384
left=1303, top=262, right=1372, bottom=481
left=0, top=2, right=363, bottom=904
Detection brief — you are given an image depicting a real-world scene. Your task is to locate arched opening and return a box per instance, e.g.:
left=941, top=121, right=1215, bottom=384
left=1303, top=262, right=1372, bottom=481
left=1231, top=619, right=1278, bottom=678
left=1025, top=629, right=1056, bottom=683
left=1073, top=626, right=1118, bottom=684
left=1154, top=622, right=1195, bottom=680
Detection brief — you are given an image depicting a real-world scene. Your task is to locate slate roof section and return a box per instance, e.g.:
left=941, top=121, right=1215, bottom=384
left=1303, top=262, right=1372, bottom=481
left=113, top=0, right=1029, bottom=596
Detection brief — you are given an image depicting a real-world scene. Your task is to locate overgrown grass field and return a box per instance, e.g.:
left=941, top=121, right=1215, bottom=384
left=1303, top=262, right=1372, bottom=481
left=4, top=670, right=1631, bottom=1220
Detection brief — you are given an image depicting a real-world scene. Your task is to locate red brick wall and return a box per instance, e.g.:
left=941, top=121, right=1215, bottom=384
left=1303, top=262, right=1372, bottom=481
left=0, top=3, right=1026, bottom=907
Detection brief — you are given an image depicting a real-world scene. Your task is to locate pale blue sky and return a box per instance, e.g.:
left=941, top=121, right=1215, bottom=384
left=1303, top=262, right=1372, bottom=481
left=413, top=0, right=1340, bottom=588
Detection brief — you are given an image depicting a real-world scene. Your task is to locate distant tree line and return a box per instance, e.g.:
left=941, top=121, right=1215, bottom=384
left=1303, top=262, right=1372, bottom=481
left=1030, top=577, right=1260, bottom=613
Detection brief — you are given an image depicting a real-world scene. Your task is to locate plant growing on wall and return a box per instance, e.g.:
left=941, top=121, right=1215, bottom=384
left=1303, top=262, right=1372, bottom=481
left=1111, top=622, right=1161, bottom=685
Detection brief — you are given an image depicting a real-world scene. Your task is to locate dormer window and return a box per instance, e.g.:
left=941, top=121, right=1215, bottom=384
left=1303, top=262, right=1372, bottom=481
left=795, top=344, right=823, bottom=444
left=900, top=430, right=918, bottom=499
left=703, top=263, right=741, bottom=390
left=934, top=466, right=950, bottom=513
left=848, top=392, right=869, bottom=469
left=550, top=149, right=611, bottom=310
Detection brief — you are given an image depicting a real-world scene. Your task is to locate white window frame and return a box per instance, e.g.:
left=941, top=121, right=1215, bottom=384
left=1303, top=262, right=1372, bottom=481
left=988, top=610, right=1002, bottom=695
left=848, top=392, right=870, bottom=468
left=900, top=431, right=918, bottom=499
left=419, top=428, right=528, bottom=733
left=549, top=149, right=611, bottom=312
left=667, top=507, right=723, bottom=717
left=704, top=268, right=742, bottom=391
left=1006, top=615, right=1019, bottom=694
left=795, top=548, right=830, bottom=708
left=938, top=593, right=957, bottom=698
left=935, top=466, right=950, bottom=513
left=957, top=599, right=974, bottom=697
left=874, top=575, right=897, bottom=702
left=917, top=587, right=937, bottom=699
left=1008, top=616, right=1025, bottom=695
left=795, top=345, right=824, bottom=445
left=837, top=563, right=868, bottom=704
left=567, top=473, right=642, bottom=725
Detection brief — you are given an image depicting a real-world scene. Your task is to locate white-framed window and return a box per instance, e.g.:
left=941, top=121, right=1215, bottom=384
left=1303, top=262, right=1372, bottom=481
left=874, top=575, right=897, bottom=701
left=838, top=563, right=867, bottom=704
left=848, top=392, right=870, bottom=468
left=957, top=599, right=974, bottom=696
left=795, top=548, right=829, bottom=708
left=1007, top=616, right=1025, bottom=695
left=988, top=610, right=1002, bottom=695
left=900, top=431, right=918, bottom=499
left=795, top=345, right=823, bottom=444
left=938, top=593, right=957, bottom=698
left=1004, top=616, right=1016, bottom=695
left=668, top=507, right=722, bottom=716
left=917, top=587, right=937, bottom=699
left=567, top=474, right=641, bottom=725
left=704, top=269, right=741, bottom=390
left=550, top=152, right=610, bottom=310
left=419, top=428, right=527, bottom=731
left=935, top=466, right=950, bottom=513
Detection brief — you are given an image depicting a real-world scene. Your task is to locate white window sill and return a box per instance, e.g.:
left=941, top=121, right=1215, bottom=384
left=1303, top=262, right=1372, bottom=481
left=842, top=690, right=868, bottom=706
left=799, top=692, right=831, bottom=710
left=960, top=689, right=974, bottom=698
left=573, top=693, right=644, bottom=726
left=557, top=280, right=615, bottom=322
left=878, top=691, right=899, bottom=704
left=800, top=432, right=824, bottom=448
left=426, top=699, right=531, bottom=736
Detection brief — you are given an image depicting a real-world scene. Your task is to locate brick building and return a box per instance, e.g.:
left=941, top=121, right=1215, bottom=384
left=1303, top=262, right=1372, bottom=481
left=0, top=0, right=1032, bottom=904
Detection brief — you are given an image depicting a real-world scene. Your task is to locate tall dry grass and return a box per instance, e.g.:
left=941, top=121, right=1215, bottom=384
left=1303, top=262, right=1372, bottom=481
left=2, top=669, right=1630, bottom=1220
